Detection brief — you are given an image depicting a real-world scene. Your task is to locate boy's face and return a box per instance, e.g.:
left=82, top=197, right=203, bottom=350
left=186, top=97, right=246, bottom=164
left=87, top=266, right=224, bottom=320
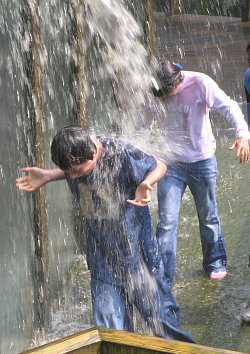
left=64, top=159, right=96, bottom=179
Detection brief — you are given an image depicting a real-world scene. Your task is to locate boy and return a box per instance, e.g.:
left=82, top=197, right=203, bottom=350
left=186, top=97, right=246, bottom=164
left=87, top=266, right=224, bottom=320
left=151, top=60, right=250, bottom=286
left=16, top=126, right=194, bottom=343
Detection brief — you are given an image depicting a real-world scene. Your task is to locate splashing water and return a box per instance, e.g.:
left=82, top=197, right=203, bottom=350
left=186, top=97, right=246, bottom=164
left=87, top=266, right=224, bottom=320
left=84, top=0, right=152, bottom=130
left=83, top=0, right=173, bottom=160
left=23, top=0, right=173, bottom=346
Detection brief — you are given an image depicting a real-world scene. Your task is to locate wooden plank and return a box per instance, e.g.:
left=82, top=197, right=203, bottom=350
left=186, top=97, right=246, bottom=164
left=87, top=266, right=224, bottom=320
left=20, top=327, right=245, bottom=354
left=29, top=0, right=50, bottom=330
left=98, top=327, right=245, bottom=354
left=20, top=328, right=101, bottom=354
left=146, top=0, right=155, bottom=58
left=74, top=0, right=87, bottom=127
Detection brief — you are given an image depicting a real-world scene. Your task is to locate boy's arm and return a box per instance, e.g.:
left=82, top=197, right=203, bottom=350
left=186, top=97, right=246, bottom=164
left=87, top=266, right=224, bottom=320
left=16, top=167, right=65, bottom=192
left=127, top=160, right=167, bottom=206
left=206, top=76, right=250, bottom=163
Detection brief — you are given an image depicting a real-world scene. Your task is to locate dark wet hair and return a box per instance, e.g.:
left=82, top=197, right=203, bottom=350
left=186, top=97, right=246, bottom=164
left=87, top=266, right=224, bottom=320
left=247, top=42, right=250, bottom=52
left=152, top=61, right=182, bottom=97
left=51, top=126, right=97, bottom=170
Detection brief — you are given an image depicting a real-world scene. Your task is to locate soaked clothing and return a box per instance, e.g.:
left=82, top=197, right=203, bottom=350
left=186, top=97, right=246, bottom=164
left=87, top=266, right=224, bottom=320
left=244, top=67, right=250, bottom=126
left=66, top=137, right=159, bottom=285
left=65, top=137, right=195, bottom=343
left=91, top=269, right=194, bottom=343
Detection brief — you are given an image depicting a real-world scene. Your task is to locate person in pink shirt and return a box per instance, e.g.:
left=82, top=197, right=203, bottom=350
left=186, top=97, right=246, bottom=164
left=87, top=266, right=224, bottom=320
left=152, top=61, right=250, bottom=286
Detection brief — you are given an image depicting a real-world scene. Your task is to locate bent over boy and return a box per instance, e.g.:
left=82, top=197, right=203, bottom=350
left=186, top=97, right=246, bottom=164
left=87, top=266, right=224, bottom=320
left=16, top=126, right=194, bottom=343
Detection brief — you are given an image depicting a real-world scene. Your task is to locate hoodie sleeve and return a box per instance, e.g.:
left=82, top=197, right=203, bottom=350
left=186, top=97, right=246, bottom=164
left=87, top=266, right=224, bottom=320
left=202, top=74, right=250, bottom=139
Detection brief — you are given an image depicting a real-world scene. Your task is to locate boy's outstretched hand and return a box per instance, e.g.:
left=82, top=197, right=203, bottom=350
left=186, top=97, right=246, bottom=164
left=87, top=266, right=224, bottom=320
left=228, top=137, right=250, bottom=163
left=16, top=167, right=49, bottom=192
left=127, top=181, right=153, bottom=207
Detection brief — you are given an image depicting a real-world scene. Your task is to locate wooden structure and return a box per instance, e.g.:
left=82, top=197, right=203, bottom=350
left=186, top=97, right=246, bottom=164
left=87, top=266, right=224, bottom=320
left=28, top=0, right=50, bottom=330
left=147, top=0, right=156, bottom=57
left=20, top=327, right=245, bottom=354
left=74, top=0, right=87, bottom=127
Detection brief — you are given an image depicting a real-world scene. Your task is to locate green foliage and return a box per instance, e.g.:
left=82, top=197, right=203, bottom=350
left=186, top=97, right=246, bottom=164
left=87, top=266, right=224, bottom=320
left=153, top=0, right=170, bottom=12
left=152, top=0, right=245, bottom=17
left=187, top=0, right=244, bottom=16
left=190, top=0, right=224, bottom=15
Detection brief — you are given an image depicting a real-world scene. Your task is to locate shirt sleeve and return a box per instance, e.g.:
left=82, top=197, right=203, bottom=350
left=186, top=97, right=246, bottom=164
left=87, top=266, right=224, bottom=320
left=202, top=74, right=250, bottom=139
left=123, top=144, right=157, bottom=185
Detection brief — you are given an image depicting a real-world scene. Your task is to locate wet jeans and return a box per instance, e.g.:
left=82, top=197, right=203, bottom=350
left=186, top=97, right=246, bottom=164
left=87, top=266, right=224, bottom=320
left=91, top=261, right=195, bottom=343
left=156, top=154, right=227, bottom=286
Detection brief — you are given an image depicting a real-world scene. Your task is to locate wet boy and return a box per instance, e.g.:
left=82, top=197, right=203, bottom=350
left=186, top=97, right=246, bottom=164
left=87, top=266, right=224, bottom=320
left=16, top=126, right=194, bottom=343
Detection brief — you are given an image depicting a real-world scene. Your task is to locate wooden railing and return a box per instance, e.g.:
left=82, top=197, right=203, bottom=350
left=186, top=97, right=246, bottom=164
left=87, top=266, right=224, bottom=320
left=20, top=327, right=246, bottom=354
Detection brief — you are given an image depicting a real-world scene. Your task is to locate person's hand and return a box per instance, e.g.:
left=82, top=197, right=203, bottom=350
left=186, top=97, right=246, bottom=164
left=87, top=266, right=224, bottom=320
left=228, top=137, right=250, bottom=163
left=16, top=167, right=48, bottom=192
left=127, top=181, right=153, bottom=207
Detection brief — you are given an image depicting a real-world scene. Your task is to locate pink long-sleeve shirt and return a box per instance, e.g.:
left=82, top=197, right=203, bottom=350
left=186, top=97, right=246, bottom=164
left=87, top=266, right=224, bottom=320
left=153, top=71, right=250, bottom=163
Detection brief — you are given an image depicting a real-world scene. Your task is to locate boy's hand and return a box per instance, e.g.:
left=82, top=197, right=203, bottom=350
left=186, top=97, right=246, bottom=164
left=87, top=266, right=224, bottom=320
left=16, top=167, right=48, bottom=192
left=228, top=137, right=250, bottom=163
left=127, top=181, right=153, bottom=207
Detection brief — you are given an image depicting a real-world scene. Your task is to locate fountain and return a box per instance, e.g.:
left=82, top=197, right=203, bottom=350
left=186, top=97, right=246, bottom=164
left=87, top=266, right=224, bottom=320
left=0, top=1, right=250, bottom=353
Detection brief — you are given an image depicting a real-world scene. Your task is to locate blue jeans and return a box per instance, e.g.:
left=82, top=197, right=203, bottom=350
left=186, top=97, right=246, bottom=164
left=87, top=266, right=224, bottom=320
left=91, top=261, right=195, bottom=343
left=156, top=155, right=227, bottom=286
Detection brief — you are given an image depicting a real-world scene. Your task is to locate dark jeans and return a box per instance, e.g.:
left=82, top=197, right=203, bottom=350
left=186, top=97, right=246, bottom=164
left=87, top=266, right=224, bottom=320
left=156, top=155, right=227, bottom=286
left=91, top=260, right=195, bottom=343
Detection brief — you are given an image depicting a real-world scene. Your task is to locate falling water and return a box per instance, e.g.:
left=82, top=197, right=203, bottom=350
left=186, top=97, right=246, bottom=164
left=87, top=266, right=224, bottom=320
left=84, top=0, right=152, bottom=123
